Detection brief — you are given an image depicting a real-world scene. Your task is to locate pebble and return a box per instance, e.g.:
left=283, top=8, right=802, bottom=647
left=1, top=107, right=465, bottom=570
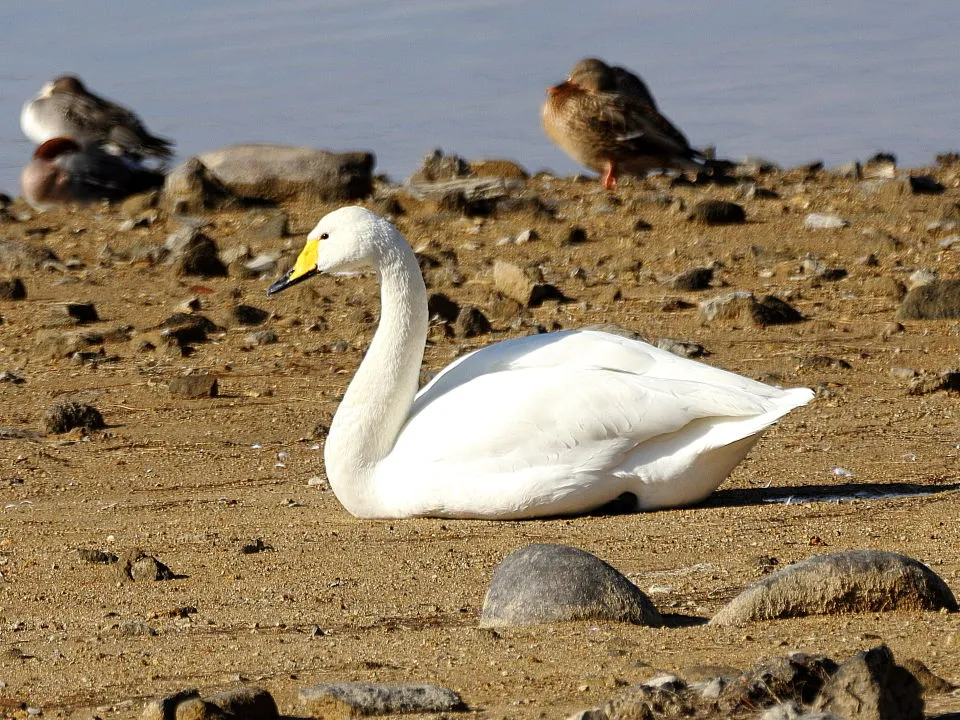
left=656, top=338, right=707, bottom=358
left=168, top=374, right=219, bottom=398
left=804, top=213, right=849, bottom=229
left=698, top=291, right=803, bottom=326
left=665, top=267, right=713, bottom=291
left=298, top=681, right=464, bottom=717
left=0, top=278, right=26, bottom=300
left=116, top=548, right=176, bottom=582
left=454, top=306, right=491, bottom=338
left=710, top=550, right=957, bottom=626
left=480, top=543, right=662, bottom=628
left=231, top=304, right=270, bottom=326
left=898, top=279, right=960, bottom=320
left=812, top=646, right=923, bottom=720
left=690, top=199, right=746, bottom=225
left=243, top=330, right=278, bottom=347
left=43, top=400, right=105, bottom=434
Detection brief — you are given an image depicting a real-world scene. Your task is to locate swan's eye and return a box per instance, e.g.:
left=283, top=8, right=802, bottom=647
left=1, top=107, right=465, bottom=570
left=320, top=233, right=329, bottom=240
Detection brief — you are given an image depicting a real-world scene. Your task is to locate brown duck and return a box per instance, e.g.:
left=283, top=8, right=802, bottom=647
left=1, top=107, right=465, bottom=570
left=543, top=58, right=716, bottom=189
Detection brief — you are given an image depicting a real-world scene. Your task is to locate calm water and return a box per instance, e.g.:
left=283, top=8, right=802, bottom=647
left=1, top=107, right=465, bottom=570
left=1, top=1, right=957, bottom=195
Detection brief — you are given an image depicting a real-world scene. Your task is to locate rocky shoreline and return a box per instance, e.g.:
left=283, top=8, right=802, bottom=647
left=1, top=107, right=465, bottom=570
left=0, top=148, right=959, bottom=719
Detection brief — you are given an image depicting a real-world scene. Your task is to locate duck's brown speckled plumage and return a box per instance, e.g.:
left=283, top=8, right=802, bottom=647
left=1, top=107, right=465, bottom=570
left=21, top=75, right=174, bottom=160
left=542, top=58, right=705, bottom=189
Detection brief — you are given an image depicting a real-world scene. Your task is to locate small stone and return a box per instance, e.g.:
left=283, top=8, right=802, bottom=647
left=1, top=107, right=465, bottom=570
left=828, top=161, right=862, bottom=179
left=804, top=213, right=849, bottom=229
left=55, top=302, right=99, bottom=325
left=800, top=257, right=847, bottom=281
left=480, top=543, right=662, bottom=628
left=699, top=291, right=803, bottom=326
left=163, top=157, right=239, bottom=215
left=43, top=400, right=105, bottom=434
left=710, top=550, right=958, bottom=626
left=76, top=548, right=118, bottom=564
left=0, top=278, right=26, bottom=300
left=909, top=175, right=945, bottom=195
left=244, top=330, right=278, bottom=347
left=812, top=646, right=923, bottom=720
left=298, top=682, right=464, bottom=717
left=169, top=374, right=219, bottom=398
left=117, top=548, right=176, bottom=582
left=120, top=621, right=158, bottom=637
left=174, top=698, right=230, bottom=720
left=564, top=227, right=589, bottom=245
left=204, top=686, right=279, bottom=719
left=232, top=304, right=270, bottom=326
left=454, top=306, right=491, bottom=338
left=243, top=254, right=279, bottom=276
left=178, top=234, right=227, bottom=278
left=907, top=369, right=960, bottom=396
left=665, top=267, right=713, bottom=291
left=427, top=293, right=460, bottom=323
left=898, top=279, right=960, bottom=320
left=141, top=689, right=201, bottom=720
left=691, top=200, right=746, bottom=225
left=515, top=229, right=538, bottom=244
left=656, top=338, right=707, bottom=358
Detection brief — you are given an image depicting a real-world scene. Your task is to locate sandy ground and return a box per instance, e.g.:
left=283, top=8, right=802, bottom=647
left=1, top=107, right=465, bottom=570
left=0, top=165, right=959, bottom=718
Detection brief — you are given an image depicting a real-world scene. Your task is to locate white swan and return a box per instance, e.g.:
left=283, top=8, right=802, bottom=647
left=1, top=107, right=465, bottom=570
left=268, top=206, right=813, bottom=519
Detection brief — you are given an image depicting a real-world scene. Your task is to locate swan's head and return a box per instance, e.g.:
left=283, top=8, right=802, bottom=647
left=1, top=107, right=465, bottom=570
left=267, top=206, right=396, bottom=295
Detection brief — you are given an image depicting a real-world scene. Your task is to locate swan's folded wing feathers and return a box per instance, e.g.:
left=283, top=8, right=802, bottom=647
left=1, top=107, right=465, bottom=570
left=394, top=366, right=775, bottom=477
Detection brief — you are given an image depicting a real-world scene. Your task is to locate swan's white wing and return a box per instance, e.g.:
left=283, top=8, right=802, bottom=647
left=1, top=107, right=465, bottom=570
left=411, top=329, right=788, bottom=421
left=384, top=363, right=806, bottom=517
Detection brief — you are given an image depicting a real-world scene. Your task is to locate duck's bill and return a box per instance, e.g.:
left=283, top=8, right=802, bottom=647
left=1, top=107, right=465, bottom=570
left=267, top=266, right=318, bottom=295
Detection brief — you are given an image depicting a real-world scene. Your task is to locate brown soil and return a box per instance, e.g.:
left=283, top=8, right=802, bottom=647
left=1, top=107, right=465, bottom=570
left=1, top=167, right=959, bottom=718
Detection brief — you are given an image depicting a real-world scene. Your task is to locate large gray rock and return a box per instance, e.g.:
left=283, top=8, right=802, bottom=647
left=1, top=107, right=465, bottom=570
left=198, top=144, right=374, bottom=202
left=811, top=646, right=924, bottom=720
left=480, top=544, right=662, bottom=628
left=898, top=279, right=960, bottom=320
left=298, top=682, right=463, bottom=717
left=710, top=550, right=957, bottom=626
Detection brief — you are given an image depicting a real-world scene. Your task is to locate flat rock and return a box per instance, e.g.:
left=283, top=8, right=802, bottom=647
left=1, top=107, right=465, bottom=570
left=811, top=646, right=924, bottom=720
left=454, top=306, right=491, bottom=338
left=199, top=144, right=374, bottom=202
left=665, top=266, right=713, bottom=291
left=43, top=400, right=105, bottom=434
left=710, top=550, right=958, bottom=626
left=204, top=687, right=279, bottom=719
left=691, top=200, right=746, bottom=225
left=480, top=543, right=662, bottom=628
left=298, top=681, right=464, bottom=717
left=699, top=291, right=803, bottom=326
left=117, top=548, right=176, bottom=582
left=0, top=278, right=26, bottom=300
left=169, top=374, right=219, bottom=398
left=898, top=279, right=960, bottom=319
left=804, top=213, right=849, bottom=229
left=163, top=158, right=239, bottom=215
left=906, top=369, right=960, bottom=395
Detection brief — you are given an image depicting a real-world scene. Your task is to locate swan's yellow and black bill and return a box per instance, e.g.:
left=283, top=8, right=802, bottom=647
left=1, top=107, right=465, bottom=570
left=267, top=241, right=319, bottom=295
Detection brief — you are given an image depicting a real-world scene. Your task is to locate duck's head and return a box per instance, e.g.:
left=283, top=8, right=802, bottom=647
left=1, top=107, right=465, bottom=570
left=566, top=58, right=614, bottom=92
left=267, top=206, right=395, bottom=295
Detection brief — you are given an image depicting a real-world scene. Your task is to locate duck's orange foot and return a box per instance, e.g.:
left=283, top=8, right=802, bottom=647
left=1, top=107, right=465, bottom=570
left=601, top=163, right=617, bottom=190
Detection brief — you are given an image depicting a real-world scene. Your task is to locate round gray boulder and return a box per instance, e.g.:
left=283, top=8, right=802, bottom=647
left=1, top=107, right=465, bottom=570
left=710, top=550, right=957, bottom=626
left=480, top=543, right=662, bottom=628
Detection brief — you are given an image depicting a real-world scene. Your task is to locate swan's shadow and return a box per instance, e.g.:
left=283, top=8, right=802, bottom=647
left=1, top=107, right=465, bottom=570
left=703, top=481, right=960, bottom=508
left=589, top=482, right=959, bottom=517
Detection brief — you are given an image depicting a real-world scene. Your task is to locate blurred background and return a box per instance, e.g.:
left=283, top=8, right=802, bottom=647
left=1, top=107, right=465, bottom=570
left=1, top=0, right=957, bottom=192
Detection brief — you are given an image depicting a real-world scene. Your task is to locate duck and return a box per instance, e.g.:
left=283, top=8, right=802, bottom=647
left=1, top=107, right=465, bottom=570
left=267, top=206, right=813, bottom=520
left=542, top=57, right=722, bottom=189
left=20, top=137, right=165, bottom=210
left=21, top=75, right=173, bottom=160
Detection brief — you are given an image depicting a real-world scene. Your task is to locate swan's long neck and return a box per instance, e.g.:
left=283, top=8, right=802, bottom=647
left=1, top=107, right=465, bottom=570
left=324, top=237, right=428, bottom=516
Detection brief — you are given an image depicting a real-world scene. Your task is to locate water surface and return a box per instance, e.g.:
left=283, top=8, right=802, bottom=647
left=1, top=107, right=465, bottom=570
left=1, top=1, right=957, bottom=194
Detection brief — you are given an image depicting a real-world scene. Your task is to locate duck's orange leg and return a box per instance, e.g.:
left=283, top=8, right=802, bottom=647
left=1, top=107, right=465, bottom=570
left=601, top=161, right=617, bottom=190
